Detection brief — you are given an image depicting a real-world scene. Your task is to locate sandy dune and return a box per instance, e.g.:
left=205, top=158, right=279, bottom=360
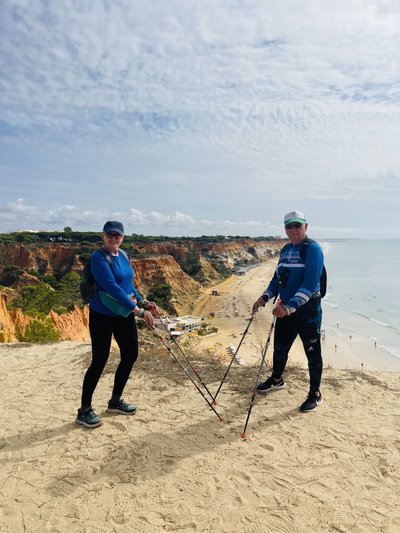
left=1, top=338, right=400, bottom=532
left=2, top=261, right=400, bottom=531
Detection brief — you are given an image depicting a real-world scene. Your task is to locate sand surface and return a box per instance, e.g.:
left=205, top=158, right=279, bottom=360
left=2, top=263, right=400, bottom=532
left=1, top=338, right=400, bottom=532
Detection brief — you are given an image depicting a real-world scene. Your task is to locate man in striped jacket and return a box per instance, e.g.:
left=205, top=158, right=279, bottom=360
left=252, top=211, right=325, bottom=412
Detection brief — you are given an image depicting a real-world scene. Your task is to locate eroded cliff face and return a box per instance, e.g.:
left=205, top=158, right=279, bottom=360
left=0, top=244, right=82, bottom=275
left=133, top=256, right=202, bottom=315
left=0, top=255, right=203, bottom=341
left=132, top=242, right=188, bottom=261
left=133, top=239, right=283, bottom=264
left=199, top=239, right=284, bottom=263
left=131, top=239, right=284, bottom=283
left=196, top=257, right=225, bottom=285
left=0, top=238, right=283, bottom=342
left=0, top=293, right=26, bottom=342
left=0, top=239, right=283, bottom=282
left=49, top=306, right=90, bottom=342
left=0, top=292, right=90, bottom=343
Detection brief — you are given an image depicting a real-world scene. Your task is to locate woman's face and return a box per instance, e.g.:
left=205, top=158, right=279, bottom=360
left=102, top=231, right=124, bottom=250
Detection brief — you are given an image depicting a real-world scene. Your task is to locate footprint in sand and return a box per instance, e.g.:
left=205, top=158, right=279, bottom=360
left=108, top=420, right=127, bottom=432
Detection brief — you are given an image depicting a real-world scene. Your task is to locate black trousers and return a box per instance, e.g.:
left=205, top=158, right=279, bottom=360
left=81, top=310, right=139, bottom=407
left=271, top=299, right=323, bottom=393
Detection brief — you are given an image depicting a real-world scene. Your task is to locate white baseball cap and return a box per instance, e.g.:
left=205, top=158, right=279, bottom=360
left=284, top=211, right=307, bottom=225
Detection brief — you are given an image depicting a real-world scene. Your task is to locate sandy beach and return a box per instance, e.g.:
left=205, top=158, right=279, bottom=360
left=2, top=261, right=400, bottom=532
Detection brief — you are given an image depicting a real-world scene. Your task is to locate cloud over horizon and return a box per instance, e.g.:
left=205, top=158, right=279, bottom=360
left=0, top=198, right=392, bottom=240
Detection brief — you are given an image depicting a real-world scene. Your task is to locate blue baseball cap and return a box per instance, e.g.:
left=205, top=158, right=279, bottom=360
left=103, top=221, right=124, bottom=235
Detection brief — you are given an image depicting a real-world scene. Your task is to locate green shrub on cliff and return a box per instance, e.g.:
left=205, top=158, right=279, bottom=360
left=0, top=265, right=25, bottom=287
left=17, top=318, right=61, bottom=343
left=175, top=251, right=201, bottom=276
left=56, top=272, right=81, bottom=311
left=211, top=261, right=231, bottom=278
left=9, top=273, right=81, bottom=315
left=11, top=284, right=56, bottom=315
left=147, top=283, right=175, bottom=314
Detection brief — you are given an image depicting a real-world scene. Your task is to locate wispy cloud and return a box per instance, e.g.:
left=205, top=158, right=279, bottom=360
left=0, top=198, right=270, bottom=236
left=0, top=197, right=395, bottom=240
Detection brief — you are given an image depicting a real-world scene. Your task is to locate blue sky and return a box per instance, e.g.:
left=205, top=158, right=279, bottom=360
left=1, top=0, right=399, bottom=238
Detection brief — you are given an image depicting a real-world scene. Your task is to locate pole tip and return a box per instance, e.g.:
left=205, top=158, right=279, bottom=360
left=241, top=432, right=246, bottom=440
left=219, top=418, right=224, bottom=423
left=212, top=400, right=216, bottom=406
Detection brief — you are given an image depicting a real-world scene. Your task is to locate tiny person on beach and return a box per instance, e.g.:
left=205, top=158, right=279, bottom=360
left=252, top=211, right=325, bottom=412
left=76, top=221, right=158, bottom=428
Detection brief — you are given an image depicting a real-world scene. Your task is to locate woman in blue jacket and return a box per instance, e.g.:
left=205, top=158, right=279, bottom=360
left=76, top=221, right=156, bottom=428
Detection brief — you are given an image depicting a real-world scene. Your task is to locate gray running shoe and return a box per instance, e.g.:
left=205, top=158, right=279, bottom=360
left=106, top=399, right=137, bottom=415
left=256, top=376, right=286, bottom=394
left=75, top=407, right=102, bottom=428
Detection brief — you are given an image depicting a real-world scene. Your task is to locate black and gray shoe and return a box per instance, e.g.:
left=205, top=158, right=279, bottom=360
left=299, top=392, right=323, bottom=412
left=106, top=399, right=137, bottom=415
left=256, top=376, right=286, bottom=394
left=75, top=407, right=102, bottom=428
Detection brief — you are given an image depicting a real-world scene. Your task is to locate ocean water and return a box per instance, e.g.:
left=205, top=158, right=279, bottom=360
left=322, top=239, right=400, bottom=362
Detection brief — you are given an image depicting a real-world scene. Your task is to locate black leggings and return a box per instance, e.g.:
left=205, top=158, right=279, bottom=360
left=272, top=300, right=323, bottom=393
left=81, top=310, right=139, bottom=407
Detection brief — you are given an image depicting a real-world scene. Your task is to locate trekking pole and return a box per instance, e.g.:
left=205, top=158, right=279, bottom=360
left=241, top=316, right=276, bottom=440
left=212, top=315, right=255, bottom=404
left=157, top=316, right=215, bottom=402
left=153, top=330, right=224, bottom=422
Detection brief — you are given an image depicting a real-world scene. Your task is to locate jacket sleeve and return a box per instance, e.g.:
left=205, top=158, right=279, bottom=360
left=130, top=284, right=142, bottom=304
left=91, top=252, right=136, bottom=311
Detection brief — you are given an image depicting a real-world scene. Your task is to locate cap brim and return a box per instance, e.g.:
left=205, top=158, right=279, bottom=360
left=105, top=228, right=124, bottom=235
left=285, top=218, right=306, bottom=225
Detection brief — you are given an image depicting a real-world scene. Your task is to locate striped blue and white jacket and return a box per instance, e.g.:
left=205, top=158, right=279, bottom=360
left=262, top=238, right=324, bottom=313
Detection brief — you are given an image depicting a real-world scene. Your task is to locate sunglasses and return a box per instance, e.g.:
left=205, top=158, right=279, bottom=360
left=285, top=223, right=303, bottom=229
left=106, top=232, right=123, bottom=238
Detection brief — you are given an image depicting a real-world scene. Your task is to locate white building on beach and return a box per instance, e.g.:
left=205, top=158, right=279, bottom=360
left=159, top=316, right=203, bottom=336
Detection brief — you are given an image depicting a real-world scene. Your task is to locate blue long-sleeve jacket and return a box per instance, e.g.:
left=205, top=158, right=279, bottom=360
left=89, top=249, right=142, bottom=317
left=262, top=239, right=324, bottom=312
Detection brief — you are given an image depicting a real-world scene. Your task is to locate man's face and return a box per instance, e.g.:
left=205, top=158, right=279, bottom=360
left=285, top=222, right=308, bottom=245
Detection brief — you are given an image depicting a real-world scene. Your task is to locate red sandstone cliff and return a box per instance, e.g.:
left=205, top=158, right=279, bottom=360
left=0, top=243, right=82, bottom=275
left=0, top=239, right=283, bottom=281
left=0, top=292, right=29, bottom=342
left=133, top=256, right=202, bottom=315
left=49, top=305, right=90, bottom=342
left=0, top=292, right=90, bottom=343
left=132, top=239, right=283, bottom=264
left=0, top=238, right=283, bottom=342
